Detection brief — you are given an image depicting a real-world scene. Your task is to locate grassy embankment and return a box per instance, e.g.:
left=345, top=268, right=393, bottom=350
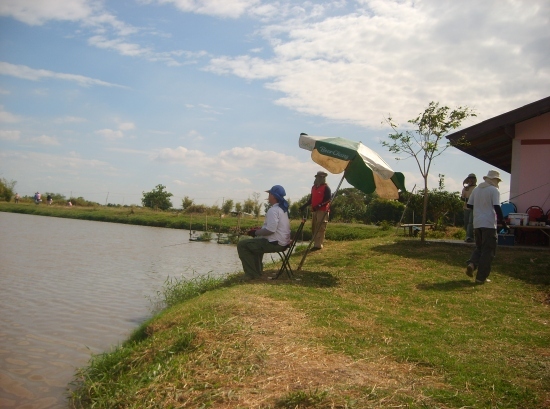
left=2, top=203, right=549, bottom=408
left=0, top=202, right=400, bottom=242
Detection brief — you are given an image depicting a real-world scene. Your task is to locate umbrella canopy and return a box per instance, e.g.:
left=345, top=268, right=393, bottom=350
left=299, top=133, right=406, bottom=199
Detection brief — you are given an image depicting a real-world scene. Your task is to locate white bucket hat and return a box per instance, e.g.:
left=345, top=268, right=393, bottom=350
left=483, top=170, right=501, bottom=182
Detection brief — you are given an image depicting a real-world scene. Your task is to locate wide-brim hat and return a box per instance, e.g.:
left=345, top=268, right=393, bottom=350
left=315, top=171, right=328, bottom=177
left=483, top=170, right=501, bottom=182
left=463, top=173, right=477, bottom=184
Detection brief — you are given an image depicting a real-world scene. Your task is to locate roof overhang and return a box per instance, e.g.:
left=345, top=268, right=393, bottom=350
left=445, top=96, right=550, bottom=173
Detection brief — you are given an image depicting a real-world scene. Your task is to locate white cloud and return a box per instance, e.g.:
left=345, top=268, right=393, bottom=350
left=0, top=0, right=94, bottom=25
left=153, top=145, right=316, bottom=178
left=88, top=35, right=150, bottom=58
left=231, top=177, right=252, bottom=185
left=0, top=62, right=126, bottom=88
left=154, top=146, right=211, bottom=164
left=0, top=1, right=182, bottom=66
left=151, top=0, right=261, bottom=18
left=0, top=130, right=20, bottom=141
left=88, top=35, right=185, bottom=65
left=31, top=134, right=60, bottom=146
left=186, top=130, right=204, bottom=140
left=118, top=122, right=135, bottom=131
left=96, top=129, right=124, bottom=139
left=0, top=150, right=116, bottom=182
left=95, top=122, right=135, bottom=140
left=54, top=116, right=87, bottom=124
left=0, top=106, right=22, bottom=123
left=0, top=0, right=136, bottom=36
left=206, top=0, right=550, bottom=126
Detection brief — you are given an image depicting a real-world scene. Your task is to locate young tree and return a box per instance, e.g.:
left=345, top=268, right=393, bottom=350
left=0, top=178, right=17, bottom=202
left=221, top=199, right=234, bottom=215
left=142, top=184, right=173, bottom=210
left=383, top=101, right=475, bottom=242
left=251, top=192, right=262, bottom=218
left=181, top=196, right=194, bottom=211
left=242, top=197, right=256, bottom=214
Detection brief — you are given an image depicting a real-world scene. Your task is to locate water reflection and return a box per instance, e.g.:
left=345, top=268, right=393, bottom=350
left=0, top=212, right=243, bottom=408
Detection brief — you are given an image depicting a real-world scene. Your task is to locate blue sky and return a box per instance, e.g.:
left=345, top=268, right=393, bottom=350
left=1, top=0, right=549, bottom=207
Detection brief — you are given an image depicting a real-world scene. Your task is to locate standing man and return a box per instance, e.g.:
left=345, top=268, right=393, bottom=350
left=300, top=171, right=332, bottom=251
left=461, top=173, right=477, bottom=242
left=465, top=170, right=508, bottom=284
left=237, top=185, right=291, bottom=280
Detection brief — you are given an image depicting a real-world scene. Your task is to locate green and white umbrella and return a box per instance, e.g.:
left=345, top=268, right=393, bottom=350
left=299, top=133, right=406, bottom=199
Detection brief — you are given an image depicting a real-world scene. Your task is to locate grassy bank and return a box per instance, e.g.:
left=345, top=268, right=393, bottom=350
left=68, top=235, right=550, bottom=408
left=0, top=202, right=400, bottom=242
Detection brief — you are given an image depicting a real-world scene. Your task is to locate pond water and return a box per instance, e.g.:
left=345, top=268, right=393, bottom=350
left=0, top=212, right=243, bottom=409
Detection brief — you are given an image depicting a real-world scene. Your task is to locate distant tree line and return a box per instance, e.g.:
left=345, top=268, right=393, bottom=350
left=2, top=179, right=463, bottom=227
left=138, top=181, right=464, bottom=228
left=0, top=179, right=99, bottom=206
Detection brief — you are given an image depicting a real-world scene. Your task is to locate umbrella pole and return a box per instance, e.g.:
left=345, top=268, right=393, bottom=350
left=297, top=172, right=347, bottom=271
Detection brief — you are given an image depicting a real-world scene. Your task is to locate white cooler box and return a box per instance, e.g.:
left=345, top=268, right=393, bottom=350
left=508, top=213, right=529, bottom=226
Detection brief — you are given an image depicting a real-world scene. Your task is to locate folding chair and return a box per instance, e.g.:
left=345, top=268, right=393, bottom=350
left=526, top=205, right=544, bottom=222
left=274, top=217, right=306, bottom=279
left=501, top=202, right=517, bottom=218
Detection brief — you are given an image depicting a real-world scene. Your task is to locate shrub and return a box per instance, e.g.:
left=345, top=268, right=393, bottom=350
left=366, top=198, right=405, bottom=224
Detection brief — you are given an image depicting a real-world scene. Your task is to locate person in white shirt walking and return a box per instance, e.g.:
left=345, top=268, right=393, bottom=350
left=465, top=170, right=508, bottom=284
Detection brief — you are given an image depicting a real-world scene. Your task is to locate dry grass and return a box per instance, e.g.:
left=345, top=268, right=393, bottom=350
left=139, top=293, right=451, bottom=408
left=71, top=236, right=550, bottom=409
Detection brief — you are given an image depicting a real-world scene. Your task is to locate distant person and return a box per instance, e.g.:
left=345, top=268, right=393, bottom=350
left=47, top=194, right=53, bottom=205
left=461, top=173, right=477, bottom=242
left=67, top=200, right=72, bottom=207
left=300, top=171, right=331, bottom=251
left=14, top=193, right=20, bottom=203
left=465, top=170, right=508, bottom=284
left=237, top=185, right=291, bottom=280
left=34, top=192, right=42, bottom=204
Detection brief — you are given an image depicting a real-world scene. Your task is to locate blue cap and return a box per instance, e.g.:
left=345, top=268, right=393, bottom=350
left=266, top=185, right=286, bottom=200
left=266, top=185, right=289, bottom=213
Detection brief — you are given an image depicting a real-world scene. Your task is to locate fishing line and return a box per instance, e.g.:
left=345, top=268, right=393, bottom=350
left=161, top=242, right=193, bottom=248
left=501, top=181, right=550, bottom=204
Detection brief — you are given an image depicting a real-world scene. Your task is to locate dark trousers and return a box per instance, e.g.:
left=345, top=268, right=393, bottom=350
left=463, top=209, right=474, bottom=239
left=468, top=228, right=497, bottom=282
left=237, top=238, right=286, bottom=278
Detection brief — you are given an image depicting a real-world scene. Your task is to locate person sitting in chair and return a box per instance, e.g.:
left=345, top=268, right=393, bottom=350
left=237, top=185, right=291, bottom=280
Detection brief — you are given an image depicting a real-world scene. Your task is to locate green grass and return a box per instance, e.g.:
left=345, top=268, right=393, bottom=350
left=67, top=234, right=550, bottom=408
left=4, top=202, right=548, bottom=407
left=0, top=202, right=398, bottom=242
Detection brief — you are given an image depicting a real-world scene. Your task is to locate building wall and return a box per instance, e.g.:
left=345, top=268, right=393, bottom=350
left=510, top=112, right=550, bottom=215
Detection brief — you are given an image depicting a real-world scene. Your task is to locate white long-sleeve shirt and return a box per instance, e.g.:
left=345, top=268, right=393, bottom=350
left=254, top=203, right=291, bottom=246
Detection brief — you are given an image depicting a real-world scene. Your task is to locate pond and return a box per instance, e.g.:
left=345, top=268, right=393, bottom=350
left=0, top=212, right=243, bottom=408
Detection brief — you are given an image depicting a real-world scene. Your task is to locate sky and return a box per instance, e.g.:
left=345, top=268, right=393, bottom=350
left=1, top=0, right=549, bottom=207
